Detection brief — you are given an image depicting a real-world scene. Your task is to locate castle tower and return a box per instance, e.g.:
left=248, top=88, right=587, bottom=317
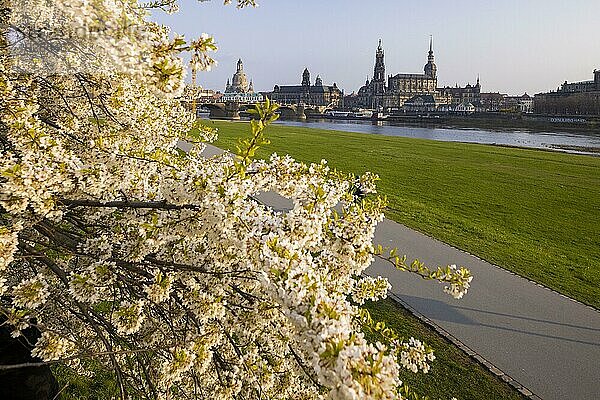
left=595, top=69, right=600, bottom=89
left=424, top=36, right=437, bottom=79
left=372, top=39, right=386, bottom=94
left=315, top=75, right=323, bottom=87
left=302, top=68, right=311, bottom=87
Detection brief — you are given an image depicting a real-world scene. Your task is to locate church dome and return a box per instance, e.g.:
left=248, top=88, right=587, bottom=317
left=227, top=59, right=250, bottom=93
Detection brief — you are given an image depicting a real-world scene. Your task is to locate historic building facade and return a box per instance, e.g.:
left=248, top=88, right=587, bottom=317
left=479, top=92, right=507, bottom=112
left=223, top=59, right=263, bottom=102
left=196, top=89, right=223, bottom=104
left=356, top=39, right=454, bottom=110
left=558, top=69, right=600, bottom=93
left=385, top=38, right=439, bottom=108
left=502, top=94, right=534, bottom=113
left=534, top=70, right=600, bottom=116
left=267, top=68, right=344, bottom=107
left=438, top=78, right=482, bottom=108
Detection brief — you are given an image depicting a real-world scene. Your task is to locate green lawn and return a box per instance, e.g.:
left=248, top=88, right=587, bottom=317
left=208, top=120, right=600, bottom=309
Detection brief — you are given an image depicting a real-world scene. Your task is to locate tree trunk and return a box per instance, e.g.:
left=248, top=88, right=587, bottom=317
left=0, top=322, right=59, bottom=400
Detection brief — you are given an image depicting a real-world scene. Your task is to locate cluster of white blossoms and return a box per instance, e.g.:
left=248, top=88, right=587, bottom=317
left=443, top=265, right=473, bottom=300
left=0, top=1, right=472, bottom=399
left=352, top=276, right=392, bottom=305
left=11, top=274, right=51, bottom=310
left=114, top=300, right=146, bottom=336
left=144, top=270, right=175, bottom=303
left=30, top=331, right=76, bottom=362
left=0, top=223, right=20, bottom=290
left=399, top=338, right=436, bottom=374
left=68, top=261, right=116, bottom=303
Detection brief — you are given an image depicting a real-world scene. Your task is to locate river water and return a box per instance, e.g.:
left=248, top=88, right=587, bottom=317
left=272, top=119, right=600, bottom=156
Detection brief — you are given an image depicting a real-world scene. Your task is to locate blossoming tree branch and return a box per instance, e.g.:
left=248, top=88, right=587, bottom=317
left=0, top=0, right=472, bottom=399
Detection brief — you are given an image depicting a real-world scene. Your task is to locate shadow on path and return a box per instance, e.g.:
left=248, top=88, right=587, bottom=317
left=398, top=295, right=600, bottom=347
left=453, top=305, right=600, bottom=333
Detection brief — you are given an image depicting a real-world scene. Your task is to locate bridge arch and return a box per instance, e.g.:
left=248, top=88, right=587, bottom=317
left=200, top=103, right=240, bottom=120
left=276, top=105, right=303, bottom=119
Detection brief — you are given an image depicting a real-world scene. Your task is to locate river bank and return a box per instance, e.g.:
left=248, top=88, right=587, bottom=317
left=385, top=113, right=600, bottom=133
left=299, top=112, right=600, bottom=134
left=271, top=118, right=600, bottom=156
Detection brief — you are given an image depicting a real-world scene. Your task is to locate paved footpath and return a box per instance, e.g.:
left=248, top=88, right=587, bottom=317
left=200, top=144, right=600, bottom=400
left=369, top=220, right=600, bottom=400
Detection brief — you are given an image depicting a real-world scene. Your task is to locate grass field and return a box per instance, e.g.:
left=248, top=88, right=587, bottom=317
left=365, top=299, right=524, bottom=400
left=208, top=120, right=600, bottom=308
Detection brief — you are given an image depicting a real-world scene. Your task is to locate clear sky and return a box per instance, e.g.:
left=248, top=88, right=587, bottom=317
left=151, top=0, right=600, bottom=95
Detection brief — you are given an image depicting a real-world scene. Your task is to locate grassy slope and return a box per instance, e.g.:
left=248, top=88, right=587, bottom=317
left=366, top=299, right=524, bottom=400
left=209, top=120, right=600, bottom=308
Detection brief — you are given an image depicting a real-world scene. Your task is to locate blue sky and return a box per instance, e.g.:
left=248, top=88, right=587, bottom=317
left=151, top=0, right=600, bottom=95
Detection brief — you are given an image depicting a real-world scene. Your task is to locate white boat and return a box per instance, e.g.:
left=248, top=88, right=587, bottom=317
left=326, top=111, right=353, bottom=118
left=352, top=110, right=373, bottom=118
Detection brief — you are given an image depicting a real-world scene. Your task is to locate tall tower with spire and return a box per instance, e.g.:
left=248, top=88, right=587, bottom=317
left=372, top=39, right=386, bottom=95
left=302, top=68, right=311, bottom=87
left=424, top=36, right=437, bottom=79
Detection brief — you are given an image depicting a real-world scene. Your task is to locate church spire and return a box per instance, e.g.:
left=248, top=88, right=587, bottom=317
left=302, top=68, right=310, bottom=87
left=424, top=35, right=437, bottom=79
left=373, top=39, right=385, bottom=89
left=428, top=35, right=434, bottom=61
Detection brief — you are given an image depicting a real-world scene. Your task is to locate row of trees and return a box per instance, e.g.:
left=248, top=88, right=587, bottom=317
left=533, top=92, right=600, bottom=116
left=0, top=1, right=471, bottom=398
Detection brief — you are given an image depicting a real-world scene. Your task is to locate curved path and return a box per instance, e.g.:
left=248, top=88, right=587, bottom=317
left=199, top=143, right=600, bottom=400
left=369, top=219, right=600, bottom=400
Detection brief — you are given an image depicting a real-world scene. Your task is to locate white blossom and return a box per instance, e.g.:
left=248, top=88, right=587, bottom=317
left=12, top=274, right=50, bottom=310
left=352, top=276, right=391, bottom=305
left=31, top=331, right=75, bottom=362
left=114, top=300, right=146, bottom=335
left=144, top=270, right=174, bottom=303
left=443, top=265, right=473, bottom=300
left=399, top=338, right=436, bottom=374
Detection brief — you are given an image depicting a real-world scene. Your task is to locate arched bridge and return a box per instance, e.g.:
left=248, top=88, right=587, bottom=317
left=198, top=102, right=334, bottom=120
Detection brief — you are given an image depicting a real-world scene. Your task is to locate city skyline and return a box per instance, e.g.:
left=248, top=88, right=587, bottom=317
left=151, top=0, right=600, bottom=95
